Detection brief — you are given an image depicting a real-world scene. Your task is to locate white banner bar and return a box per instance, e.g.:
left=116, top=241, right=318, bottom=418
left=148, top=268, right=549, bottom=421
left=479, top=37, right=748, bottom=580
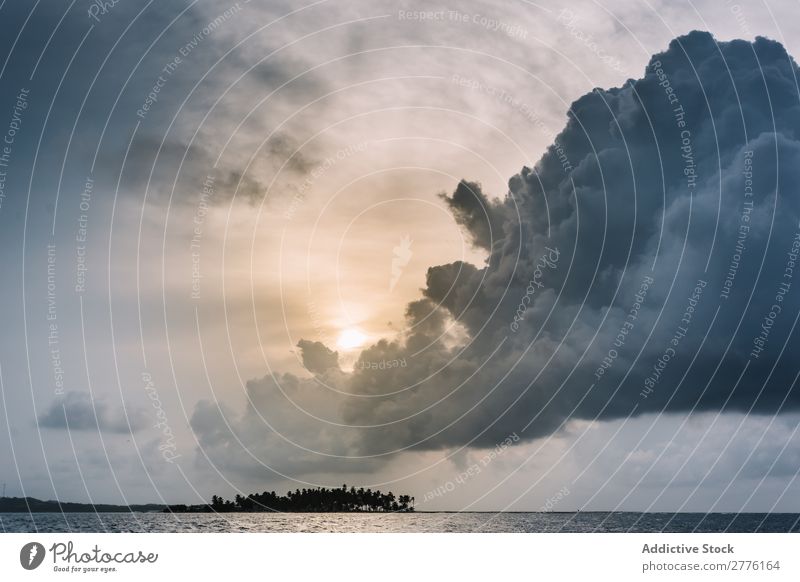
left=1, top=533, right=798, bottom=581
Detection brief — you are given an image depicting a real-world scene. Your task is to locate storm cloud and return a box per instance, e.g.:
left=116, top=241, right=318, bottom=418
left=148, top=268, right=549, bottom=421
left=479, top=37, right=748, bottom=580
left=192, top=31, right=800, bottom=467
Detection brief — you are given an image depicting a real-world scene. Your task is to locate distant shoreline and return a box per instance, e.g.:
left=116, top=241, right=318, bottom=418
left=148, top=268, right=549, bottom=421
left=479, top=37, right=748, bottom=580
left=0, top=496, right=164, bottom=513
left=2, top=498, right=798, bottom=515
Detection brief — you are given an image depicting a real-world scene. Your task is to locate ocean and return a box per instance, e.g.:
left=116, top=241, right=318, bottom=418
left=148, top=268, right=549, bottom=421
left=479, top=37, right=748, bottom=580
left=1, top=512, right=798, bottom=533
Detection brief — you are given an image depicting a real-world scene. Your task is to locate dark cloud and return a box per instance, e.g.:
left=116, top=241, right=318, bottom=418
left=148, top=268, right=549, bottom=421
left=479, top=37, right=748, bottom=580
left=297, top=340, right=340, bottom=374
left=38, top=392, right=148, bottom=434
left=192, top=32, right=800, bottom=472
left=439, top=180, right=512, bottom=251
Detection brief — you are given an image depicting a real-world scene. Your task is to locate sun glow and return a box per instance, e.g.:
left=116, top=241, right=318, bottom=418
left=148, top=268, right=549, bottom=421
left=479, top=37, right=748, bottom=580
left=337, top=328, right=367, bottom=351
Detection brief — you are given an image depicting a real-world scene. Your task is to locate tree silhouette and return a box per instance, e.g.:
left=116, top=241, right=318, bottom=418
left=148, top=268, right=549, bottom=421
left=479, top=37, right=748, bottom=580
left=174, top=485, right=416, bottom=513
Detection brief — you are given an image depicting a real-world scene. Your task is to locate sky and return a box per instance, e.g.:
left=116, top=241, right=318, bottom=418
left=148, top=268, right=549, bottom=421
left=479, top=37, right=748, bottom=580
left=1, top=0, right=800, bottom=513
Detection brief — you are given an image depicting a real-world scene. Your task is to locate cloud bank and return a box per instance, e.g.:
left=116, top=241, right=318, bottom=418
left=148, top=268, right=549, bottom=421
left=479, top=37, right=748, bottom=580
left=192, top=31, right=800, bottom=473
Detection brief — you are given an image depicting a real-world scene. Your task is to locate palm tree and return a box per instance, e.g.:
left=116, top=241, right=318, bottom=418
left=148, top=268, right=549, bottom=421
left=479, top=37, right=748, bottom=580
left=203, top=486, right=415, bottom=513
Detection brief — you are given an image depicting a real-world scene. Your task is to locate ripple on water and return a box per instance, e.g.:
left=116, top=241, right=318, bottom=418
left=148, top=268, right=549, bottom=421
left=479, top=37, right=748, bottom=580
left=0, top=512, right=797, bottom=533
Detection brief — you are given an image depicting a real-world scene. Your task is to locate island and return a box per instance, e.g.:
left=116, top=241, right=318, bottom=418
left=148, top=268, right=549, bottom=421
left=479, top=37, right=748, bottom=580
left=0, top=485, right=415, bottom=514
left=0, top=496, right=164, bottom=513
left=164, top=485, right=415, bottom=513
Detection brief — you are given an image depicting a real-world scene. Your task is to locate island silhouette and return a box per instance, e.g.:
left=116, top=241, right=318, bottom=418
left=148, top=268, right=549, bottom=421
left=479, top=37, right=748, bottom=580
left=167, top=485, right=415, bottom=513
left=0, top=485, right=415, bottom=513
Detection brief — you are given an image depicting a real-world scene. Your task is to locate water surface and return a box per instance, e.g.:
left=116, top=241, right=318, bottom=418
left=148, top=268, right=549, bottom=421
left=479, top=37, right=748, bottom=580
left=1, top=512, right=797, bottom=533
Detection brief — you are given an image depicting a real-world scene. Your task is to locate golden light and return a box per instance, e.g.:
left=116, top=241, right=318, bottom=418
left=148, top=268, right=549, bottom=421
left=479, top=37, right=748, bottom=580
left=337, top=328, right=367, bottom=351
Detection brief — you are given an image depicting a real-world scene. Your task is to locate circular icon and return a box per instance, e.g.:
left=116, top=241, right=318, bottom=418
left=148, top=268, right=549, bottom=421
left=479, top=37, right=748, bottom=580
left=19, top=542, right=46, bottom=570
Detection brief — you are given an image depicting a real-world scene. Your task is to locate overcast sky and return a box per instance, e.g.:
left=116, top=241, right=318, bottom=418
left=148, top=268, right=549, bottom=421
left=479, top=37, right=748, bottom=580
left=1, top=0, right=800, bottom=513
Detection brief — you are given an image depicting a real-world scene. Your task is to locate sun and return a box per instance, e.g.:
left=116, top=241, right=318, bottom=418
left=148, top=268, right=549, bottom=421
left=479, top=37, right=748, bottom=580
left=337, top=328, right=367, bottom=351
